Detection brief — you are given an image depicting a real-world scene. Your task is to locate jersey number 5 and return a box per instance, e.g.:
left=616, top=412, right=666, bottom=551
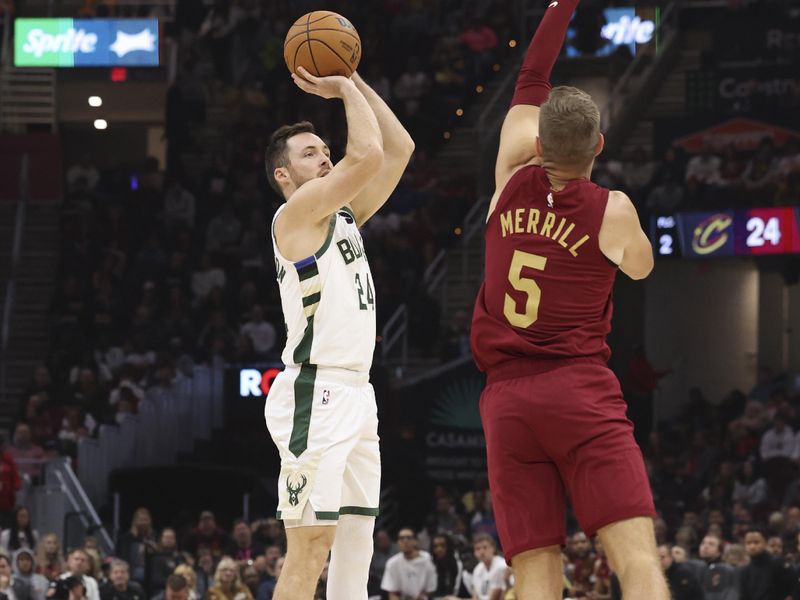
left=503, top=250, right=547, bottom=328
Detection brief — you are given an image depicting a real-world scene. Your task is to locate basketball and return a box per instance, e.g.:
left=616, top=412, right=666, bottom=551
left=284, top=11, right=362, bottom=78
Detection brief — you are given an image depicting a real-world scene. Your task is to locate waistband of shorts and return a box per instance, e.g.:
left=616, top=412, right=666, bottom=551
left=485, top=355, right=607, bottom=384
left=284, top=364, right=370, bottom=385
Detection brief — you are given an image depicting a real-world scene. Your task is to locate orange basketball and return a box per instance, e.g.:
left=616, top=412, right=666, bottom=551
left=284, top=11, right=362, bottom=78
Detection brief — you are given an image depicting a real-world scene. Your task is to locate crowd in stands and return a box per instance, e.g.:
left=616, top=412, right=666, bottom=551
left=593, top=135, right=800, bottom=218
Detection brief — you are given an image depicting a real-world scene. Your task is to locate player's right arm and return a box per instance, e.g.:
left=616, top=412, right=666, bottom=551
left=488, top=0, right=579, bottom=220
left=599, top=191, right=654, bottom=280
left=281, top=67, right=384, bottom=228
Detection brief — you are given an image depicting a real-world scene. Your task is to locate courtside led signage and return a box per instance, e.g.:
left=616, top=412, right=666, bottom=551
left=14, top=18, right=159, bottom=67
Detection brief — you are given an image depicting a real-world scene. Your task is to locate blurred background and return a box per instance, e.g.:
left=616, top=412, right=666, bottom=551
left=0, top=0, right=799, bottom=598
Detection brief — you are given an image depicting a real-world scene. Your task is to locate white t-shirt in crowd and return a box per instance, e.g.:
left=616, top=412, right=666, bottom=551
left=471, top=555, right=507, bottom=600
left=240, top=321, right=277, bottom=354
left=381, top=550, right=437, bottom=598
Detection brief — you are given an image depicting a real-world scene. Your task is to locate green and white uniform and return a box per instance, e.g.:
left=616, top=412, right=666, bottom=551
left=266, top=204, right=380, bottom=524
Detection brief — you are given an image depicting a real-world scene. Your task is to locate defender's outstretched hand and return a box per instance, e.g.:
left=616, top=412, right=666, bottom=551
left=291, top=66, right=354, bottom=100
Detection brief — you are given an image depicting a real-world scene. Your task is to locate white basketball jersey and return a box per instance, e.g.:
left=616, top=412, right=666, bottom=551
left=271, top=205, right=376, bottom=373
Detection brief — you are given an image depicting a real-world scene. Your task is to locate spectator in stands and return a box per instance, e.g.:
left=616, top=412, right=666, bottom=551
left=0, top=439, right=21, bottom=526
left=191, top=256, right=226, bottom=305
left=99, top=560, right=144, bottom=600
left=459, top=16, right=498, bottom=82
left=1, top=507, right=39, bottom=553
left=206, top=558, right=252, bottom=600
left=22, top=366, right=57, bottom=407
left=163, top=179, right=196, bottom=230
left=240, top=566, right=259, bottom=599
left=185, top=512, right=228, bottom=560
left=566, top=531, right=595, bottom=596
left=381, top=528, right=437, bottom=600
left=369, top=530, right=395, bottom=598
left=193, top=550, right=215, bottom=600
left=692, top=534, right=738, bottom=600
left=645, top=170, right=685, bottom=214
left=254, top=558, right=282, bottom=600
left=205, top=203, right=242, bottom=256
left=13, top=548, right=48, bottom=600
left=222, top=520, right=264, bottom=567
left=590, top=538, right=612, bottom=600
left=238, top=307, right=276, bottom=360
left=0, top=553, right=32, bottom=600
left=470, top=534, right=506, bottom=600
left=66, top=155, right=100, bottom=194
left=685, top=145, right=722, bottom=195
left=733, top=459, right=768, bottom=508
left=393, top=57, right=431, bottom=117
left=622, top=146, right=656, bottom=198
left=49, top=576, right=85, bottom=600
left=717, top=145, right=744, bottom=188
left=35, top=534, right=64, bottom=580
left=657, top=544, right=703, bottom=600
left=7, top=424, right=45, bottom=481
left=742, top=138, right=778, bottom=191
left=149, top=529, right=184, bottom=595
left=171, top=566, right=197, bottom=600
left=114, top=508, right=155, bottom=584
left=155, top=575, right=189, bottom=600
left=625, top=345, right=670, bottom=448
left=739, top=528, right=794, bottom=599
left=254, top=545, right=280, bottom=589
left=767, top=536, right=783, bottom=558
left=430, top=534, right=466, bottom=600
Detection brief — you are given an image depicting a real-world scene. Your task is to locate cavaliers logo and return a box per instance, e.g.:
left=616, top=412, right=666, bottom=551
left=692, top=214, right=732, bottom=255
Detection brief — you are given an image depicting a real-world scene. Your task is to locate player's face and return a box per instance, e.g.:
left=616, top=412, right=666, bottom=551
left=285, top=133, right=332, bottom=189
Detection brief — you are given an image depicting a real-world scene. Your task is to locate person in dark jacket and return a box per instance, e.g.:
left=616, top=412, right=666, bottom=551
left=658, top=544, right=705, bottom=600
left=99, top=560, right=144, bottom=600
left=740, top=528, right=794, bottom=600
left=0, top=553, right=32, bottom=600
left=687, top=534, right=740, bottom=600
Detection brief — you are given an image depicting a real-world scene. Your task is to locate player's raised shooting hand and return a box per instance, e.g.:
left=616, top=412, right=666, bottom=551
left=292, top=66, right=354, bottom=100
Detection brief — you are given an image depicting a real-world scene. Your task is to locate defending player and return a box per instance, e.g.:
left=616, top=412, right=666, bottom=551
left=265, top=66, right=414, bottom=600
left=470, top=2, right=670, bottom=599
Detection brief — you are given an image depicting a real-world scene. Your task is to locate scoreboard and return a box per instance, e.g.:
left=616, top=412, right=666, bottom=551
left=651, top=207, right=800, bottom=258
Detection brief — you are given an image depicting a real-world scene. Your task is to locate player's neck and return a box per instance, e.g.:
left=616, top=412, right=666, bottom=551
left=543, top=161, right=593, bottom=191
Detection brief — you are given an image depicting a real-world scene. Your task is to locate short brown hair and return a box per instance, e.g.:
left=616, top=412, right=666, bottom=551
left=539, top=86, right=600, bottom=167
left=166, top=574, right=188, bottom=592
left=265, top=121, right=316, bottom=196
left=472, top=533, right=496, bottom=548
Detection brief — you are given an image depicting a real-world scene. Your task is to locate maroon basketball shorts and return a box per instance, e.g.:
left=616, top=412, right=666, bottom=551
left=480, top=358, right=656, bottom=562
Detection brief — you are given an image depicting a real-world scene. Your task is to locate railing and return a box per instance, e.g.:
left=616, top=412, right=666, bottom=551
left=601, top=1, right=681, bottom=133
left=380, top=305, right=407, bottom=364
left=77, top=359, right=224, bottom=508
left=0, top=155, right=29, bottom=407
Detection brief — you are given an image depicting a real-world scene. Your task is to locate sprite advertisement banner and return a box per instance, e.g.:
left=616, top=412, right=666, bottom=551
left=14, top=18, right=159, bottom=67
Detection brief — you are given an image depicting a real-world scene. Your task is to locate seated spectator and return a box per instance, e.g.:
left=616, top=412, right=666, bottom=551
left=732, top=459, right=767, bottom=507
left=99, top=560, right=144, bottom=600
left=61, top=549, right=100, bottom=600
left=254, top=557, right=283, bottom=600
left=206, top=558, right=253, bottom=600
left=13, top=548, right=48, bottom=600
left=191, top=256, right=226, bottom=305
left=0, top=553, right=32, bottom=600
left=49, top=576, right=85, bottom=600
left=645, top=170, right=684, bottom=214
left=6, top=424, right=45, bottom=480
left=163, top=180, right=196, bottom=230
left=36, top=533, right=65, bottom=580
left=430, top=534, right=467, bottom=599
left=381, top=528, right=437, bottom=600
left=239, top=307, right=277, bottom=359
left=115, top=508, right=156, bottom=584
left=393, top=57, right=431, bottom=117
left=184, top=512, right=229, bottom=559
left=368, top=530, right=395, bottom=598
left=459, top=17, right=498, bottom=80
left=717, top=145, right=744, bottom=188
left=0, top=441, right=21, bottom=524
left=222, top=520, right=264, bottom=566
left=205, top=204, right=242, bottom=255
left=240, top=566, right=259, bottom=599
left=470, top=534, right=506, bottom=600
left=1, top=507, right=38, bottom=553
left=193, top=551, right=215, bottom=600
left=685, top=146, right=722, bottom=190
left=739, top=528, right=794, bottom=599
left=152, top=575, right=189, bottom=600
left=66, top=155, right=100, bottom=194
left=657, top=544, right=703, bottom=600
left=767, top=535, right=784, bottom=557
left=565, top=531, right=595, bottom=596
left=622, top=146, right=656, bottom=197
left=742, top=138, right=778, bottom=190
left=149, top=529, right=185, bottom=595
left=171, top=566, right=198, bottom=600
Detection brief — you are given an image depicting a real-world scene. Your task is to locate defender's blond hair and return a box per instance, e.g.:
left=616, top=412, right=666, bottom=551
left=539, top=86, right=601, bottom=167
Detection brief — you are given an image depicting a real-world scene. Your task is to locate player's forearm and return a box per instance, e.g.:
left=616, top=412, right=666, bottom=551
left=340, top=80, right=384, bottom=160
left=351, top=72, right=415, bottom=155
left=511, top=0, right=579, bottom=107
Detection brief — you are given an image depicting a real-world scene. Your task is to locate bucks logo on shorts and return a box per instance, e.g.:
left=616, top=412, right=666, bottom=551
left=286, top=472, right=308, bottom=507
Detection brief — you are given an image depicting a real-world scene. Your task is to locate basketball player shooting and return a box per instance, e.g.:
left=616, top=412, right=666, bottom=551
left=470, top=1, right=670, bottom=599
left=264, top=64, right=414, bottom=600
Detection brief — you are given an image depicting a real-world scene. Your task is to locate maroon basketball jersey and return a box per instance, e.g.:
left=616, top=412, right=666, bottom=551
left=471, top=165, right=617, bottom=376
